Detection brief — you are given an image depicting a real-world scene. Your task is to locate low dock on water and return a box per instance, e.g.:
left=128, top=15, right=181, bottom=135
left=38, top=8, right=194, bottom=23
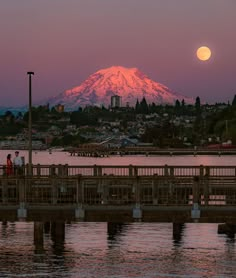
left=68, top=147, right=236, bottom=157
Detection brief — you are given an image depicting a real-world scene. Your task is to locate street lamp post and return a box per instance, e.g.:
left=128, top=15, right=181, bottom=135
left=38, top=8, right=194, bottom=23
left=27, top=72, right=34, bottom=174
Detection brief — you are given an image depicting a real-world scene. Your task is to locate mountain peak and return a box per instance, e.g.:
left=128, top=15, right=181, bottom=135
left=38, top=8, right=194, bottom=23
left=97, top=66, right=148, bottom=80
left=97, top=65, right=139, bottom=74
left=47, top=66, right=194, bottom=109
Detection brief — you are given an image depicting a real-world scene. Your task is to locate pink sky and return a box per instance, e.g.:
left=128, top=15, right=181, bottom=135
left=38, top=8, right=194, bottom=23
left=0, top=0, right=236, bottom=106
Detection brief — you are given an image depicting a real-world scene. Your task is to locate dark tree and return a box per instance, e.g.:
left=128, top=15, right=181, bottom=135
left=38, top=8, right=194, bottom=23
left=175, top=99, right=180, bottom=108
left=135, top=99, right=140, bottom=112
left=232, top=95, right=236, bottom=106
left=195, top=96, right=201, bottom=110
left=140, top=97, right=149, bottom=114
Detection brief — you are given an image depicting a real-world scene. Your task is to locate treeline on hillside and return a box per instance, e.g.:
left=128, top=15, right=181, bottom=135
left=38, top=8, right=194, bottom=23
left=1, top=95, right=236, bottom=147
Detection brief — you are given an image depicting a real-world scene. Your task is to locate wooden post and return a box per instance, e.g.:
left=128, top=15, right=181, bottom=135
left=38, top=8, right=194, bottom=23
left=134, top=166, right=138, bottom=177
left=173, top=223, right=185, bottom=242
left=57, top=164, right=62, bottom=176
left=97, top=166, right=102, bottom=176
left=192, top=176, right=200, bottom=204
left=50, top=164, right=56, bottom=176
left=107, top=222, right=125, bottom=240
left=18, top=178, right=26, bottom=203
left=26, top=163, right=30, bottom=175
left=164, top=164, right=169, bottom=176
left=51, top=222, right=65, bottom=244
left=101, top=179, right=109, bottom=205
left=170, top=166, right=174, bottom=177
left=44, top=222, right=51, bottom=234
left=52, top=177, right=58, bottom=204
left=36, top=164, right=41, bottom=176
left=34, top=222, right=44, bottom=253
left=64, top=164, right=69, bottom=176
left=2, top=179, right=8, bottom=204
left=133, top=176, right=142, bottom=220
left=199, top=165, right=204, bottom=178
left=93, top=165, right=97, bottom=176
left=204, top=166, right=209, bottom=206
left=76, top=176, right=83, bottom=204
left=17, top=178, right=27, bottom=219
left=191, top=176, right=201, bottom=220
left=75, top=177, right=85, bottom=219
left=134, top=177, right=140, bottom=204
left=129, top=165, right=133, bottom=176
left=152, top=177, right=158, bottom=205
left=218, top=223, right=236, bottom=235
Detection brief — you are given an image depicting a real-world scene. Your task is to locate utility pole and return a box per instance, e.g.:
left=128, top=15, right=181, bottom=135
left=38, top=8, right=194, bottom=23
left=27, top=72, right=34, bottom=174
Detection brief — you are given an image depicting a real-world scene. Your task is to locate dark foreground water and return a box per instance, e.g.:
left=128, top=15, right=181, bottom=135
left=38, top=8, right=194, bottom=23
left=0, top=222, right=236, bottom=277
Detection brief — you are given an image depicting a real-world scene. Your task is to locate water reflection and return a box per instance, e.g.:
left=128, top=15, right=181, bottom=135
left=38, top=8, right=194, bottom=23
left=0, top=222, right=236, bottom=277
left=51, top=222, right=65, bottom=256
left=172, top=223, right=185, bottom=245
left=1, top=221, right=16, bottom=237
left=107, top=222, right=128, bottom=243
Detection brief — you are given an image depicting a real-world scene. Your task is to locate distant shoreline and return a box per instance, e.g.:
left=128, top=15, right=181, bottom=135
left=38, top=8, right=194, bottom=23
left=68, top=147, right=236, bottom=157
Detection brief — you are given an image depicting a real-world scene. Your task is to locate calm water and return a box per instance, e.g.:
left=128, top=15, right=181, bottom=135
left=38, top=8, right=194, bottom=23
left=0, top=222, right=236, bottom=277
left=0, top=149, right=236, bottom=166
left=0, top=151, right=236, bottom=277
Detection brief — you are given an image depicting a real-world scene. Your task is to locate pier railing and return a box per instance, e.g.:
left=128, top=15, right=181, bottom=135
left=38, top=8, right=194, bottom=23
left=0, top=164, right=236, bottom=207
left=1, top=164, right=236, bottom=177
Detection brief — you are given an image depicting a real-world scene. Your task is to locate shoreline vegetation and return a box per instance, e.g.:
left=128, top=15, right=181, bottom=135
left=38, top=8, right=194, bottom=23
left=2, top=146, right=235, bottom=156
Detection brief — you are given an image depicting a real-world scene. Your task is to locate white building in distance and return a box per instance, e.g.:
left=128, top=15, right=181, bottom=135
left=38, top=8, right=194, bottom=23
left=111, top=95, right=122, bottom=108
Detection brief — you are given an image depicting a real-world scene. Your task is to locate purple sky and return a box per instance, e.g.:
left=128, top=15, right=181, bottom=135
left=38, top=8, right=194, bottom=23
left=0, top=0, right=236, bottom=107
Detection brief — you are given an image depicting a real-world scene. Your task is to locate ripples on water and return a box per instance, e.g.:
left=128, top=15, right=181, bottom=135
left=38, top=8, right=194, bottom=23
left=0, top=222, right=236, bottom=277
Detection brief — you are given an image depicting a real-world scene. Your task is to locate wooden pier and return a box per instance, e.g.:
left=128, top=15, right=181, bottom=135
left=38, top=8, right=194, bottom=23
left=0, top=164, right=236, bottom=224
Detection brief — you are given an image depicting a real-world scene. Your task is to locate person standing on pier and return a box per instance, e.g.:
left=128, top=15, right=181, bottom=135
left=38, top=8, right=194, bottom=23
left=13, top=151, right=23, bottom=175
left=6, top=154, right=13, bottom=176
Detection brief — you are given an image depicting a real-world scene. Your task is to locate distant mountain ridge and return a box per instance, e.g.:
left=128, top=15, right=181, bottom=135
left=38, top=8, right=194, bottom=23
left=46, top=66, right=194, bottom=109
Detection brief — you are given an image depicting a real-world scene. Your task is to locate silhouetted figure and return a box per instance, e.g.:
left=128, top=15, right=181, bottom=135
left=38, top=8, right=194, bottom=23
left=6, top=154, right=13, bottom=176
left=13, top=151, right=23, bottom=175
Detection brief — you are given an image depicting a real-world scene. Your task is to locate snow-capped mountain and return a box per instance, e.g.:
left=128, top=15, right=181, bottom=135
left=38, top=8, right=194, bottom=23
left=47, top=66, right=193, bottom=109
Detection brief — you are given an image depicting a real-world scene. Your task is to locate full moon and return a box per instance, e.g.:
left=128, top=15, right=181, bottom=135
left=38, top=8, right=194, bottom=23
left=196, top=46, right=211, bottom=61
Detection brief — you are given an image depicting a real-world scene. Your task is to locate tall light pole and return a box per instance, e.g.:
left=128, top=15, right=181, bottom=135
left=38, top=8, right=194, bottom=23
left=27, top=72, right=34, bottom=174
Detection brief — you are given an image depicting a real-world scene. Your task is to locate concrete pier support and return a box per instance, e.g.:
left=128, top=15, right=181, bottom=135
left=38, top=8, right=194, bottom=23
left=75, top=206, right=85, bottom=220
left=17, top=203, right=27, bottom=220
left=133, top=203, right=142, bottom=220
left=34, top=222, right=44, bottom=252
